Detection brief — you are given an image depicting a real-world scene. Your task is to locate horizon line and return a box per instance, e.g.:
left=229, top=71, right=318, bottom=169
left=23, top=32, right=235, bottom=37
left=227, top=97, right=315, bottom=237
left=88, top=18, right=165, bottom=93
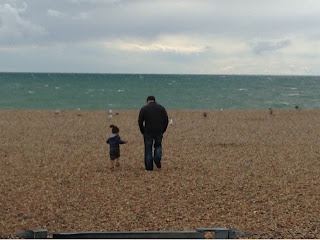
left=0, top=71, right=319, bottom=77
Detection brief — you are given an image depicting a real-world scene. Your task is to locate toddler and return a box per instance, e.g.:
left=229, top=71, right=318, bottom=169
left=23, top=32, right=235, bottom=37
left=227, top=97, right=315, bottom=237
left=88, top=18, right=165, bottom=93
left=106, top=125, right=127, bottom=170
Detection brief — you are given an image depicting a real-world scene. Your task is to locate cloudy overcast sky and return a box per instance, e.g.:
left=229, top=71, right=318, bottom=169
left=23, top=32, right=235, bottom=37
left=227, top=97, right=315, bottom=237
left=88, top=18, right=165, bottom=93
left=0, top=0, right=320, bottom=75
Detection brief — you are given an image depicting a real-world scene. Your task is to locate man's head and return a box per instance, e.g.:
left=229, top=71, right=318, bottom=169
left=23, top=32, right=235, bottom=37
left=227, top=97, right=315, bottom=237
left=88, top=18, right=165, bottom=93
left=146, top=96, right=156, bottom=104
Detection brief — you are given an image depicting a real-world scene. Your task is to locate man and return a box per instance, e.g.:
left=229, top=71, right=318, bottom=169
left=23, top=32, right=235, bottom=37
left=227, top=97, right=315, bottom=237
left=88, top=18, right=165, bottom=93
left=138, top=96, right=169, bottom=171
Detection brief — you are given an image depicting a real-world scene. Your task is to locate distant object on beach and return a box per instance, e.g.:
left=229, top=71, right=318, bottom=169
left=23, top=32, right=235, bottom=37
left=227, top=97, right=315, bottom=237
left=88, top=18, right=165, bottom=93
left=295, top=105, right=299, bottom=110
left=220, top=108, right=223, bottom=111
left=269, top=108, right=273, bottom=115
left=77, top=108, right=82, bottom=116
left=203, top=112, right=207, bottom=117
left=55, top=109, right=61, bottom=115
left=108, top=109, right=113, bottom=120
left=169, top=119, right=173, bottom=125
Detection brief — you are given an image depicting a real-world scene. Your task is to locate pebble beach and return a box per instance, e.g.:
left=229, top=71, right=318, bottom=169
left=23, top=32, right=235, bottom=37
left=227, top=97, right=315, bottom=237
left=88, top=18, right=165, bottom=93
left=1, top=109, right=320, bottom=238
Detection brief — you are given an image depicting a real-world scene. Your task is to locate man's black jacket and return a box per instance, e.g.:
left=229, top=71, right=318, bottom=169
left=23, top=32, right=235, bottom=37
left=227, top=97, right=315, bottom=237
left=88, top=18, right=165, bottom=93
left=138, top=102, right=168, bottom=135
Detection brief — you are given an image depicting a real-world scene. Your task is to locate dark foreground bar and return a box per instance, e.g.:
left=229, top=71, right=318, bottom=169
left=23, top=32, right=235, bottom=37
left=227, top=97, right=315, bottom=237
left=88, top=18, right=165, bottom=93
left=53, top=230, right=203, bottom=239
left=53, top=228, right=238, bottom=239
left=17, top=227, right=242, bottom=239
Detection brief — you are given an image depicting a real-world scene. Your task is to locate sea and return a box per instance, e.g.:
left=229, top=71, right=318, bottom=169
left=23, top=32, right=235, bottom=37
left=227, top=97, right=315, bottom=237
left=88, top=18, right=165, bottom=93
left=0, top=72, right=320, bottom=110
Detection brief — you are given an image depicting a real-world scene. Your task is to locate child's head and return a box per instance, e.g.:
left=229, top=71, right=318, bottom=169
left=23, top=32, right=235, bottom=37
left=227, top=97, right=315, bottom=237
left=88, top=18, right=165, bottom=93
left=110, top=125, right=120, bottom=134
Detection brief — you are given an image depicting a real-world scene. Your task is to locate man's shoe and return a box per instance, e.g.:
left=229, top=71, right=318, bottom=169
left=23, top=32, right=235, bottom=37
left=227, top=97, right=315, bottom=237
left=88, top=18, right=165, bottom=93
left=156, top=163, right=161, bottom=169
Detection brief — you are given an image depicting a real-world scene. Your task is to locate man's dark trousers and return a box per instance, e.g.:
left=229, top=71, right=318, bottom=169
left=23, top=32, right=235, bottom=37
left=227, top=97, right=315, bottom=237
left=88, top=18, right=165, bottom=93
left=144, top=132, right=163, bottom=170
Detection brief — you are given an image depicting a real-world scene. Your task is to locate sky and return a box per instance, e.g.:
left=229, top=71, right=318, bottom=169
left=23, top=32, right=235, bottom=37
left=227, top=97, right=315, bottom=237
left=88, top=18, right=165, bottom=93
left=0, top=0, right=320, bottom=75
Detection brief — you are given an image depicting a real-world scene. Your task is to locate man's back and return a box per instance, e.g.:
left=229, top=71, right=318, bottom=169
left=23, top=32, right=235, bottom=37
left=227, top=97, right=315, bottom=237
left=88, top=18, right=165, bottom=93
left=138, top=102, right=168, bottom=134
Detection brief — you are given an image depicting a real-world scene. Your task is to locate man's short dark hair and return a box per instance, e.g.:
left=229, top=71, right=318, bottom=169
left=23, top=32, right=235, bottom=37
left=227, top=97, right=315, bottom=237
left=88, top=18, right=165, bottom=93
left=147, top=96, right=156, bottom=102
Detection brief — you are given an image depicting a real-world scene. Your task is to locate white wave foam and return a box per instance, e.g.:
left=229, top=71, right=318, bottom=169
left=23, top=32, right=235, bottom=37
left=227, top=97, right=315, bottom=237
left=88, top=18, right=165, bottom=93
left=28, top=91, right=35, bottom=94
left=117, top=89, right=125, bottom=92
left=238, top=88, right=248, bottom=91
left=279, top=102, right=290, bottom=105
left=283, top=93, right=300, bottom=96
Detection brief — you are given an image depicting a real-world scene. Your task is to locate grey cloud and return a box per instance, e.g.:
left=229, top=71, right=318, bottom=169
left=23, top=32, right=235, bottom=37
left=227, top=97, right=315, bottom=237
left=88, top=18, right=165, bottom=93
left=0, top=0, right=320, bottom=74
left=249, top=39, right=291, bottom=55
left=0, top=2, right=47, bottom=45
left=1, top=0, right=320, bottom=47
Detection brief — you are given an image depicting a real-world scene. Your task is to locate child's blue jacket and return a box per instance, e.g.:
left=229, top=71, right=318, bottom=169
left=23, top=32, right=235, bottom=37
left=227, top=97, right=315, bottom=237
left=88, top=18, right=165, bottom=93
left=106, top=134, right=125, bottom=148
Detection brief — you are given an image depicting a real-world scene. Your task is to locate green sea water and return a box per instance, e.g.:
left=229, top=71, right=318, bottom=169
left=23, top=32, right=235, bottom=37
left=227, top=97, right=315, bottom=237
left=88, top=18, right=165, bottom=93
left=0, top=72, right=320, bottom=110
